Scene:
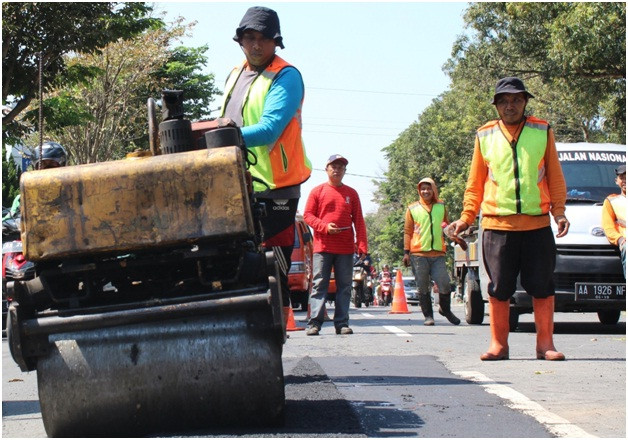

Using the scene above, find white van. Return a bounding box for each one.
[453,143,626,330]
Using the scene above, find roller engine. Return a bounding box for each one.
[6,91,286,437]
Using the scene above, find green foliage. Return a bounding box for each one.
[40,20,219,164]
[2,2,161,135]
[2,152,21,207]
[370,2,625,269]
[153,45,220,121]
[445,2,625,142]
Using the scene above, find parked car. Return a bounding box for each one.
[288,215,313,311]
[403,276,419,305]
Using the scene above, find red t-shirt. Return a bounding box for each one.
[303,182,368,255]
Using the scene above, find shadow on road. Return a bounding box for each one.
[515,320,626,335]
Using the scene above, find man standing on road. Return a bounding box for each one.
[402,178,460,326]
[219,6,311,320]
[449,77,569,361]
[602,164,626,278]
[303,154,368,336]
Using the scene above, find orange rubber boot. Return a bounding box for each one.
[480,297,510,361]
[533,296,565,361]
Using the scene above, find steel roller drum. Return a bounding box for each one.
[36,307,285,437]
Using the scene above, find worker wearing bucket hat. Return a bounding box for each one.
[219,7,312,317]
[449,76,569,361]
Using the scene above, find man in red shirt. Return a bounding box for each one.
[303,154,368,335]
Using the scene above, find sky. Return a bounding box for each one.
[156,1,469,214]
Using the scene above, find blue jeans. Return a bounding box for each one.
[308,252,354,329]
[409,255,451,295]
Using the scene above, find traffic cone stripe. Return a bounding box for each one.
[389,269,411,314]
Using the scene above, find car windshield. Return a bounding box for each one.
[559,150,625,202]
[403,279,416,288]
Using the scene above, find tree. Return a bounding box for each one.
[2,152,20,208]
[445,2,625,142]
[152,45,219,121]
[40,20,219,164]
[2,2,161,130]
[370,2,626,266]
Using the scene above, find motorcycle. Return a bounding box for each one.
[379,271,393,306]
[351,260,369,308]
[2,210,35,333]
[364,273,375,306]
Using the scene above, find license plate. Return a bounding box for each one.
[575,283,626,301]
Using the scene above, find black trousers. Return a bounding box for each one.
[258,198,299,306]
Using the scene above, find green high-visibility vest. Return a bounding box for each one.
[477,117,550,216]
[409,202,446,252]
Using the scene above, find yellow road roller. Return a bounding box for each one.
[6,92,286,437]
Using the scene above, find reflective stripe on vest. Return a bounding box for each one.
[608,194,626,229]
[221,56,311,192]
[478,117,550,216]
[409,202,446,253]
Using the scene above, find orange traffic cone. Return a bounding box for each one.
[284,306,304,331]
[389,270,411,314]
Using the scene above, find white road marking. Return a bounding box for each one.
[361,313,375,318]
[454,371,596,438]
[383,325,412,337]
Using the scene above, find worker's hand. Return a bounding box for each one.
[554,215,570,238]
[327,223,343,235]
[402,254,410,267]
[216,117,236,128]
[447,220,469,237]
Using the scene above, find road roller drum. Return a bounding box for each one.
[37,304,284,437]
[7,101,289,437]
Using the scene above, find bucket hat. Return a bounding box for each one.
[616,164,626,175]
[234,6,284,49]
[492,77,534,104]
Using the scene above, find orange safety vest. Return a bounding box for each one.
[221,56,311,192]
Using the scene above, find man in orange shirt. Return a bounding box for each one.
[601,164,626,278]
[449,77,570,361]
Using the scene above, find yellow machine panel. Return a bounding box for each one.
[21,147,254,261]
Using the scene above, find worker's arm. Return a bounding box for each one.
[602,198,623,246]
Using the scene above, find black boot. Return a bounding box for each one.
[438,293,461,325]
[419,293,434,326]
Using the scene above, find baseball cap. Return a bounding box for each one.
[615,164,626,175]
[326,154,348,166]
